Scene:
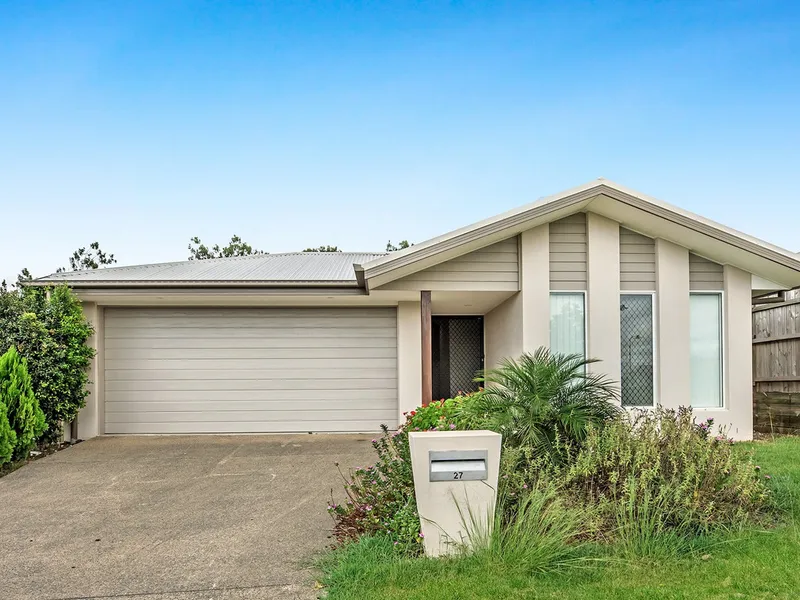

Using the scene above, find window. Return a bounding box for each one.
[550,293,586,358]
[619,294,655,407]
[690,293,723,408]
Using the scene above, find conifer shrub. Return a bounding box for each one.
[0,346,47,459]
[0,399,15,466]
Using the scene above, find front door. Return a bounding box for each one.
[431,316,484,401]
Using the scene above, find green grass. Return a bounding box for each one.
[320,437,800,600]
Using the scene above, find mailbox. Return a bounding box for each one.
[409,431,502,557]
[429,450,488,482]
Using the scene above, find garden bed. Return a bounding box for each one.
[322,436,800,599]
[321,351,794,599]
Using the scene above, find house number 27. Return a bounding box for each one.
[453,471,464,480]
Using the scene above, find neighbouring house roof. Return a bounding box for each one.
[30,179,800,291]
[30,252,387,287]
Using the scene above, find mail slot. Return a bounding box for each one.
[429,449,488,482]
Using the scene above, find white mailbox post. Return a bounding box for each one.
[408,430,502,557]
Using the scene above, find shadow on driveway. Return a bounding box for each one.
[0,434,376,600]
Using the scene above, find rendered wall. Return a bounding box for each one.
[77,302,104,439]
[586,213,622,386]
[397,301,422,423]
[484,293,524,369]
[655,239,691,410]
[520,225,551,352]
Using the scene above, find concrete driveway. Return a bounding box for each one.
[0,434,376,600]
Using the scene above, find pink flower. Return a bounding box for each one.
[522,484,528,489]
[419,532,425,538]
[449,423,456,430]
[765,475,772,480]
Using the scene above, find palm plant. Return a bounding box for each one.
[465,348,621,457]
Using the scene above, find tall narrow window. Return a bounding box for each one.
[550,293,585,358]
[619,294,655,407]
[690,293,723,408]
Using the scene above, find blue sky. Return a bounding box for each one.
[1,0,798,282]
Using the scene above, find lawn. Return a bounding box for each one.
[321,437,800,600]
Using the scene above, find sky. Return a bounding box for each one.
[1,0,799,282]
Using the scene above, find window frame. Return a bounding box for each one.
[618,291,658,409]
[549,290,588,360]
[689,290,726,410]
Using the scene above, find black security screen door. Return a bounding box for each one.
[431,316,484,401]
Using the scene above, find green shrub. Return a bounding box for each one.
[403,398,462,431]
[560,406,770,540]
[329,425,421,554]
[329,394,485,554]
[404,393,485,432]
[0,346,46,459]
[328,355,772,564]
[467,348,621,458]
[0,399,15,466]
[0,285,94,442]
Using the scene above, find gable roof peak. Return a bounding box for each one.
[360,179,800,290]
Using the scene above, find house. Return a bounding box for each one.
[31,179,800,440]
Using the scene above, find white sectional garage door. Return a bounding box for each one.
[104,307,398,434]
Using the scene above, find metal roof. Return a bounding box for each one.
[32,252,387,287]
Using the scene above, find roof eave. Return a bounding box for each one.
[25,280,363,289]
[362,183,600,284]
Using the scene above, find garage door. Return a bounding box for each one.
[104,307,398,434]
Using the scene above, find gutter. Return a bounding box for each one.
[62,286,369,300]
[353,264,369,293]
[24,280,366,290]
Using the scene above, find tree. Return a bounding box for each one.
[303,245,341,252]
[17,268,32,285]
[0,398,14,466]
[0,346,46,459]
[1,268,33,292]
[386,240,412,252]
[0,285,95,443]
[6,243,116,288]
[56,242,117,273]
[188,235,264,260]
